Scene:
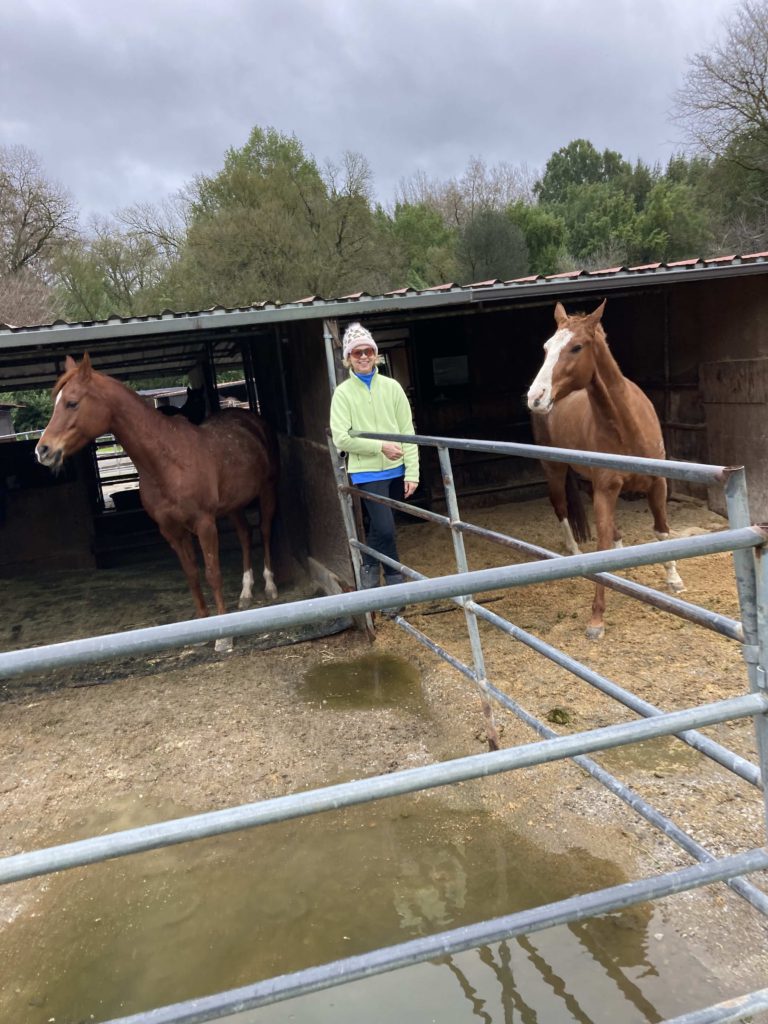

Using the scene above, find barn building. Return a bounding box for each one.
[1,251,767,585]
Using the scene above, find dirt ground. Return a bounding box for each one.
[1,493,767,1011]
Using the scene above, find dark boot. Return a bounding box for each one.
[359,564,381,590]
[383,571,406,616]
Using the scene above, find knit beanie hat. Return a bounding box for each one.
[342,322,378,360]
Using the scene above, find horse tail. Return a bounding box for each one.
[565,470,590,544]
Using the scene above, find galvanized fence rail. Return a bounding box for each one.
[1,432,767,1023]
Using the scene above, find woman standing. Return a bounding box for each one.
[330,322,419,595]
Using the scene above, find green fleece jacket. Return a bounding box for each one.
[330,368,419,482]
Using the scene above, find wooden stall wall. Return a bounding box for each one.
[670,276,768,517]
[0,443,95,575]
[249,322,354,592]
[700,357,768,519]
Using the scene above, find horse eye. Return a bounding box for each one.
[65,400,79,409]
[570,344,583,353]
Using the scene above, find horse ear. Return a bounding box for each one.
[79,352,93,380]
[554,302,568,326]
[587,299,607,325]
[64,355,77,372]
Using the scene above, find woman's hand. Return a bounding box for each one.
[382,442,403,460]
[404,481,418,499]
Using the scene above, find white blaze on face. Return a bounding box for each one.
[54,390,62,407]
[527,328,573,412]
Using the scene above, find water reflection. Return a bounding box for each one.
[0,792,725,1024]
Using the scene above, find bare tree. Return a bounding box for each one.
[673,0,768,174]
[0,268,62,327]
[715,207,768,252]
[116,191,192,264]
[395,156,537,227]
[0,145,77,275]
[323,150,375,202]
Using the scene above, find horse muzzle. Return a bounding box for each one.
[35,442,63,471]
[527,395,553,414]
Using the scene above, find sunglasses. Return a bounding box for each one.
[350,348,375,358]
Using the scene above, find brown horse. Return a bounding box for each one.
[526,300,684,639]
[36,355,279,642]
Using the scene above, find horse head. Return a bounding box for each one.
[527,299,607,414]
[35,354,111,472]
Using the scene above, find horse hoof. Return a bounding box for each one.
[265,584,278,602]
[585,624,604,640]
[670,581,686,594]
[214,636,234,654]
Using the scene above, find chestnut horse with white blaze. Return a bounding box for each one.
[526,300,684,639]
[36,355,278,642]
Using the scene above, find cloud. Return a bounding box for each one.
[0,0,738,221]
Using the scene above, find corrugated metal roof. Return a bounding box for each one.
[2,250,768,390]
[4,249,767,341]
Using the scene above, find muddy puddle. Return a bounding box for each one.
[1,789,725,1024]
[299,652,425,710]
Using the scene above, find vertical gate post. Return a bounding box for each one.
[437,444,500,750]
[324,318,374,635]
[724,468,768,833]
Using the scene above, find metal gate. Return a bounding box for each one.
[1,432,767,1024]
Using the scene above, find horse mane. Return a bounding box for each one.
[52,364,79,399]
[53,359,150,409]
[570,309,609,345]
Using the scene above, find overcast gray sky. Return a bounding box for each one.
[2,0,740,224]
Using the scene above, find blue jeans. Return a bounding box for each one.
[357,477,404,576]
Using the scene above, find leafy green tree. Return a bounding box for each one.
[664,154,712,189]
[507,201,567,275]
[633,180,713,262]
[555,182,639,265]
[456,209,529,282]
[173,126,399,308]
[534,140,632,205]
[0,389,52,433]
[387,203,458,288]
[55,219,168,321]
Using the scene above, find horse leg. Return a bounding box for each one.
[195,516,226,614]
[229,509,254,609]
[195,516,233,653]
[647,477,685,593]
[258,483,278,601]
[543,462,581,554]
[159,522,209,618]
[587,480,622,640]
